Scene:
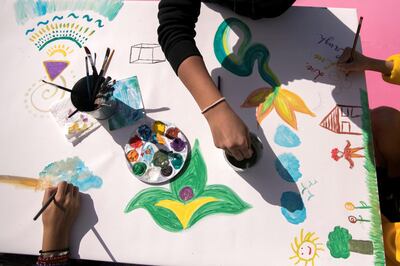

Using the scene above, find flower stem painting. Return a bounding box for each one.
[213,18,315,129]
[124,139,251,232]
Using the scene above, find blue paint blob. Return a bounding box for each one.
[39,157,103,191]
[275,153,302,182]
[274,124,301,148]
[280,191,306,224]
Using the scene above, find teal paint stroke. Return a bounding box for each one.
[213,17,280,88]
[280,191,306,224]
[108,76,145,131]
[14,0,124,25]
[274,124,301,148]
[39,157,102,191]
[38,36,83,50]
[275,153,302,183]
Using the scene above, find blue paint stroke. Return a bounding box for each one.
[36,19,48,26]
[52,15,63,21]
[82,14,93,22]
[280,191,306,224]
[14,0,124,25]
[95,19,104,28]
[274,124,301,148]
[275,153,302,183]
[39,157,102,191]
[25,28,35,35]
[67,12,79,19]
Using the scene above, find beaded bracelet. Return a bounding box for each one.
[201,97,226,114]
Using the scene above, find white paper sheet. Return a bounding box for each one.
[0,1,384,265]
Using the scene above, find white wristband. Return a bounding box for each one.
[201,97,226,114]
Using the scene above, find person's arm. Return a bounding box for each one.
[37,182,80,266]
[337,47,400,85]
[158,0,252,160]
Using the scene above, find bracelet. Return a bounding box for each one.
[201,97,226,114]
[40,248,69,254]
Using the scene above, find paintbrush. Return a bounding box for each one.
[85,56,92,101]
[33,191,56,221]
[41,80,73,93]
[103,49,115,77]
[67,109,79,119]
[348,16,363,63]
[92,48,111,99]
[84,46,98,76]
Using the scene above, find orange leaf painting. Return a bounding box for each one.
[244,86,315,130]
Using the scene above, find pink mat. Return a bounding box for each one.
[295,0,400,110]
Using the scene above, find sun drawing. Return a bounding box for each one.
[289,229,324,266]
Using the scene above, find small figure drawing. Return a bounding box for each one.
[331,140,364,169]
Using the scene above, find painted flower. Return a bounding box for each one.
[241,86,315,130]
[124,140,251,232]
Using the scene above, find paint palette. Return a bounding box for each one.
[124,120,189,184]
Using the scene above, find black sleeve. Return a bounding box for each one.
[157,0,202,74]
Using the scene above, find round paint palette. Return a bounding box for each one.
[124,119,189,184]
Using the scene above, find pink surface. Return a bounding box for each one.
[295,0,400,110]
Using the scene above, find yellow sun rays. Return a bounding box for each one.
[46,44,74,57]
[289,229,324,266]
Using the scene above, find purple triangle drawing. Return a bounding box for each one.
[43,60,69,81]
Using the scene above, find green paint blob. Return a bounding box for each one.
[132,162,147,176]
[153,151,169,167]
[170,153,184,169]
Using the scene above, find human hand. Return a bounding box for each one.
[41,181,80,251]
[337,47,370,74]
[204,101,253,161]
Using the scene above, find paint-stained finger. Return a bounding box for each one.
[55,181,68,202]
[43,186,57,205]
[72,185,79,197]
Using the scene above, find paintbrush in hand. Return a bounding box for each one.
[33,191,56,221]
[348,16,363,63]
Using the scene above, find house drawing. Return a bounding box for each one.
[320,105,362,135]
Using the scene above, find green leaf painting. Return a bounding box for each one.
[124,139,251,232]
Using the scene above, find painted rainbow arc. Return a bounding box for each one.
[28,22,95,50]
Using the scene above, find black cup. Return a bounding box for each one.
[71,75,116,120]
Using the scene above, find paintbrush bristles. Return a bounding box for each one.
[84,46,98,76]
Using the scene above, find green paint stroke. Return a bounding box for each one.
[327,226,373,259]
[124,139,251,232]
[14,0,124,25]
[360,89,385,265]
